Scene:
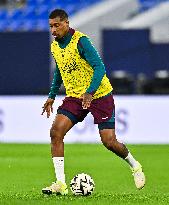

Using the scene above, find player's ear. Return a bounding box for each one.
[66,20,69,25]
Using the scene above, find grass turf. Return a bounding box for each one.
[0,143,169,205]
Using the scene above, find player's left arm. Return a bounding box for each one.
[78,36,106,108]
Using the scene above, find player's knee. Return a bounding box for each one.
[102,139,113,150]
[50,127,63,143]
[101,135,117,151]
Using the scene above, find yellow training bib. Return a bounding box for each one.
[51,31,112,99]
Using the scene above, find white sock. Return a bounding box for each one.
[125,152,138,169]
[52,157,65,183]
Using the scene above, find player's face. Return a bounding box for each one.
[49,17,69,39]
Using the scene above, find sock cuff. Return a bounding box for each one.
[52,157,64,163]
[125,152,131,160]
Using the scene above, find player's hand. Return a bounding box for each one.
[41,98,54,118]
[80,93,92,109]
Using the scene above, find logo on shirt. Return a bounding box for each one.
[63,60,79,74]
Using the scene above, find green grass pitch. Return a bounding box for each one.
[0,143,169,205]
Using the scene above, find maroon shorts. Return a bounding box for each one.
[57,94,115,126]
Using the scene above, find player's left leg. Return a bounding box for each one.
[99,128,145,189]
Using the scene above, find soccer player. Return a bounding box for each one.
[41,9,145,195]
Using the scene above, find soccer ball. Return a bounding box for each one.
[70,173,95,196]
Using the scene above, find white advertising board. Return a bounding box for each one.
[0,96,169,144]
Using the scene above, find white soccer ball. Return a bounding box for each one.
[70,173,95,196]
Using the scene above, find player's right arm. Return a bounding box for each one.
[41,64,63,118]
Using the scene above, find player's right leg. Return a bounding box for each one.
[42,113,74,195]
[42,97,88,195]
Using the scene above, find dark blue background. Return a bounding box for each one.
[103,29,169,78]
[0,32,50,95]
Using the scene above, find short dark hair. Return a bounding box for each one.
[49,9,68,20]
